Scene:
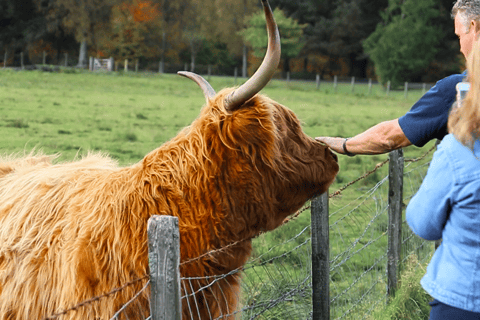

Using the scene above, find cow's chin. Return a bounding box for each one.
[274,158,338,225]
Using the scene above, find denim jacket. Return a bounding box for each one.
[406,134,480,312]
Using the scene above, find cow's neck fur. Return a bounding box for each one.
[138,90,289,270]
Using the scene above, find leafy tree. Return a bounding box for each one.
[424,0,463,81]
[39,0,119,67]
[273,0,335,26]
[209,0,259,76]
[307,0,388,78]
[240,7,306,74]
[104,0,163,60]
[1,0,48,62]
[176,0,258,74]
[363,0,441,87]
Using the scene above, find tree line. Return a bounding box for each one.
[0,0,463,86]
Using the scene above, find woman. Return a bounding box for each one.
[406,41,480,319]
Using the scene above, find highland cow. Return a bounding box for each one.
[0,0,339,319]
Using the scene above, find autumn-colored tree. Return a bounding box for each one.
[104,0,163,61]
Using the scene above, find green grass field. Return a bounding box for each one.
[0,68,435,318]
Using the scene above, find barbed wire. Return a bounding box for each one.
[42,146,435,320]
[109,280,151,320]
[41,275,150,320]
[404,144,436,163]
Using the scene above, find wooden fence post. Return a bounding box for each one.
[386,81,391,96]
[351,76,355,93]
[159,60,164,74]
[333,75,338,93]
[125,59,128,72]
[316,74,320,90]
[148,215,182,320]
[368,78,372,95]
[311,191,330,320]
[404,82,408,99]
[387,149,404,298]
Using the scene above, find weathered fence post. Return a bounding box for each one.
[368,78,372,95]
[20,52,24,70]
[125,59,128,72]
[159,60,164,74]
[387,149,404,298]
[316,74,320,90]
[386,81,391,96]
[287,71,290,83]
[404,82,408,99]
[333,75,338,93]
[311,191,330,320]
[351,76,355,93]
[148,215,182,320]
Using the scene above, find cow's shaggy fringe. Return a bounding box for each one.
[0,89,338,319]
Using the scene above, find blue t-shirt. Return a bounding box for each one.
[398,72,466,147]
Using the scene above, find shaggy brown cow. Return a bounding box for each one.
[0,1,338,319]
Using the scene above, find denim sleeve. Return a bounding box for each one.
[406,146,454,241]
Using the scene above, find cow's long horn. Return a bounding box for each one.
[178,71,216,101]
[225,0,280,111]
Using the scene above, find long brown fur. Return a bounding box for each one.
[0,89,339,319]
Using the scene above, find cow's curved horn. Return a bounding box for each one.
[225,0,280,111]
[178,71,216,101]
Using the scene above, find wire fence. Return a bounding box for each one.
[39,144,436,320]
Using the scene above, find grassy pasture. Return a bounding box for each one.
[0,69,435,318]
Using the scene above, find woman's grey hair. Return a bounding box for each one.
[452,0,480,31]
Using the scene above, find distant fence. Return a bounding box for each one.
[0,50,434,97]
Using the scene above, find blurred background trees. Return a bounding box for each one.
[0,0,463,84]
[363,0,442,87]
